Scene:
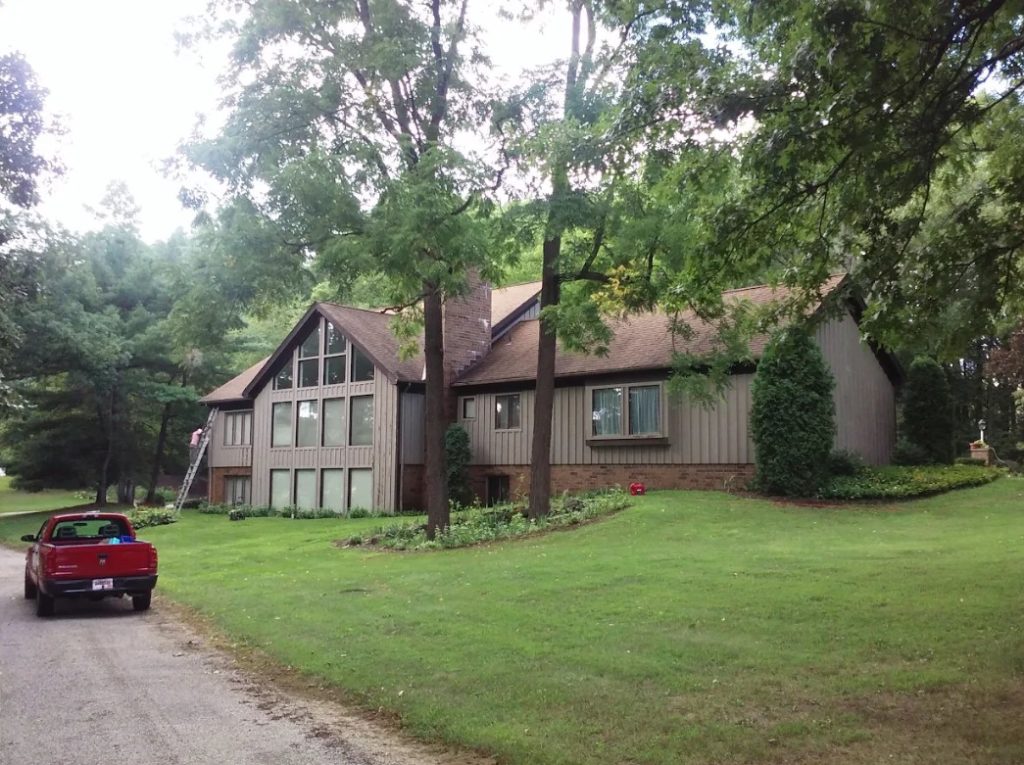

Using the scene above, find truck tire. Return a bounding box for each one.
[24,576,37,600]
[132,593,152,612]
[36,592,55,617]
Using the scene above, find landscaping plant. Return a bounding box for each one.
[901,357,955,464]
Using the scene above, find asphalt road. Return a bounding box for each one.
[0,546,483,765]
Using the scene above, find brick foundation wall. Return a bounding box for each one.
[208,467,252,504]
[467,463,756,502]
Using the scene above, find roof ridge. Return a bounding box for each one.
[318,301,395,317]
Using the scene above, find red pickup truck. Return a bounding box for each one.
[22,511,158,617]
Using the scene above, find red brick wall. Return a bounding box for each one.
[466,463,755,502]
[208,467,252,504]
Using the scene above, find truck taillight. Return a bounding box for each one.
[44,551,59,577]
[149,546,158,571]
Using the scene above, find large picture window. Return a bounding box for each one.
[270,469,290,508]
[351,346,375,382]
[296,400,318,447]
[223,411,252,446]
[298,326,320,388]
[271,402,292,447]
[590,383,663,438]
[321,469,344,513]
[273,363,293,390]
[294,469,316,510]
[322,398,346,447]
[494,394,521,430]
[350,396,374,446]
[348,468,372,510]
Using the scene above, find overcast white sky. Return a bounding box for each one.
[0,1,566,243]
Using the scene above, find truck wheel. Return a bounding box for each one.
[36,593,55,617]
[132,593,152,612]
[24,576,37,600]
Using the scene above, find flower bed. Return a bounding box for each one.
[819,464,1002,500]
[344,489,631,551]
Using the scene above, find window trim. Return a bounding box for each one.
[493,393,522,431]
[586,381,667,442]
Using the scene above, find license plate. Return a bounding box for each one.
[92,578,114,591]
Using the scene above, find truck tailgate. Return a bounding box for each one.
[47,543,155,580]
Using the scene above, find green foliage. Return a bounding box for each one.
[901,357,955,464]
[444,424,472,505]
[820,465,1001,501]
[750,327,836,496]
[826,449,865,477]
[891,439,932,467]
[347,489,630,551]
[126,508,178,529]
[199,503,383,520]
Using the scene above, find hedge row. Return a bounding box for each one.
[819,464,1002,500]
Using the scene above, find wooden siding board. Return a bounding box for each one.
[401,393,425,465]
[815,314,896,465]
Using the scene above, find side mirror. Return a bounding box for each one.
[20,534,36,542]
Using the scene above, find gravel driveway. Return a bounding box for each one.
[0,546,487,765]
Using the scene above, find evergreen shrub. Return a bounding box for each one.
[445,424,473,505]
[750,327,836,496]
[901,356,955,464]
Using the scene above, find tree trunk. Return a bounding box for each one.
[117,477,135,505]
[528,236,562,519]
[96,392,115,507]
[423,285,450,538]
[145,399,174,504]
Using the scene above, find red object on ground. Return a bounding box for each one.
[22,511,158,617]
[629,482,646,496]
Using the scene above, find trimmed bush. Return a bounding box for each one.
[820,464,1001,500]
[127,508,178,529]
[901,357,955,464]
[827,449,865,476]
[445,424,473,505]
[892,438,931,466]
[751,326,836,496]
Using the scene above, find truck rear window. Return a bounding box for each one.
[51,519,131,542]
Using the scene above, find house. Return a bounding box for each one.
[200,274,900,511]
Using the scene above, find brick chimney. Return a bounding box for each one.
[443,271,491,407]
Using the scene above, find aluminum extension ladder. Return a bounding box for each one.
[173,408,217,512]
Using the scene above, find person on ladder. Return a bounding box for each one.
[189,426,204,465]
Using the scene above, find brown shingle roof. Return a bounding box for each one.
[454,276,846,386]
[491,281,541,328]
[318,303,425,382]
[200,357,270,404]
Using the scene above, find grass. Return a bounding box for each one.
[0,475,93,514]
[2,481,1023,764]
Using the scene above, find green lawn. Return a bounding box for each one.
[0,476,92,514]
[3,481,1023,764]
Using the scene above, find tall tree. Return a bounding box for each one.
[184,0,505,535]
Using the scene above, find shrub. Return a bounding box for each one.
[892,438,931,466]
[954,457,988,467]
[819,464,1001,500]
[445,424,473,505]
[127,508,178,529]
[827,449,865,476]
[750,326,836,496]
[345,488,631,551]
[901,357,955,464]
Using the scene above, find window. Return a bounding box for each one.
[223,411,252,446]
[494,394,521,430]
[299,326,320,359]
[324,322,347,385]
[298,358,319,388]
[322,397,346,447]
[271,402,292,447]
[486,475,509,506]
[296,400,318,447]
[294,469,316,509]
[270,469,290,508]
[461,397,476,420]
[348,468,372,510]
[321,469,344,512]
[590,383,662,438]
[350,396,374,446]
[224,476,250,506]
[351,346,375,382]
[274,363,293,390]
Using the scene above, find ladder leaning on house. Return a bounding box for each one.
[173,408,218,512]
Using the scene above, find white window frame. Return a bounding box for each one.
[494,393,521,431]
